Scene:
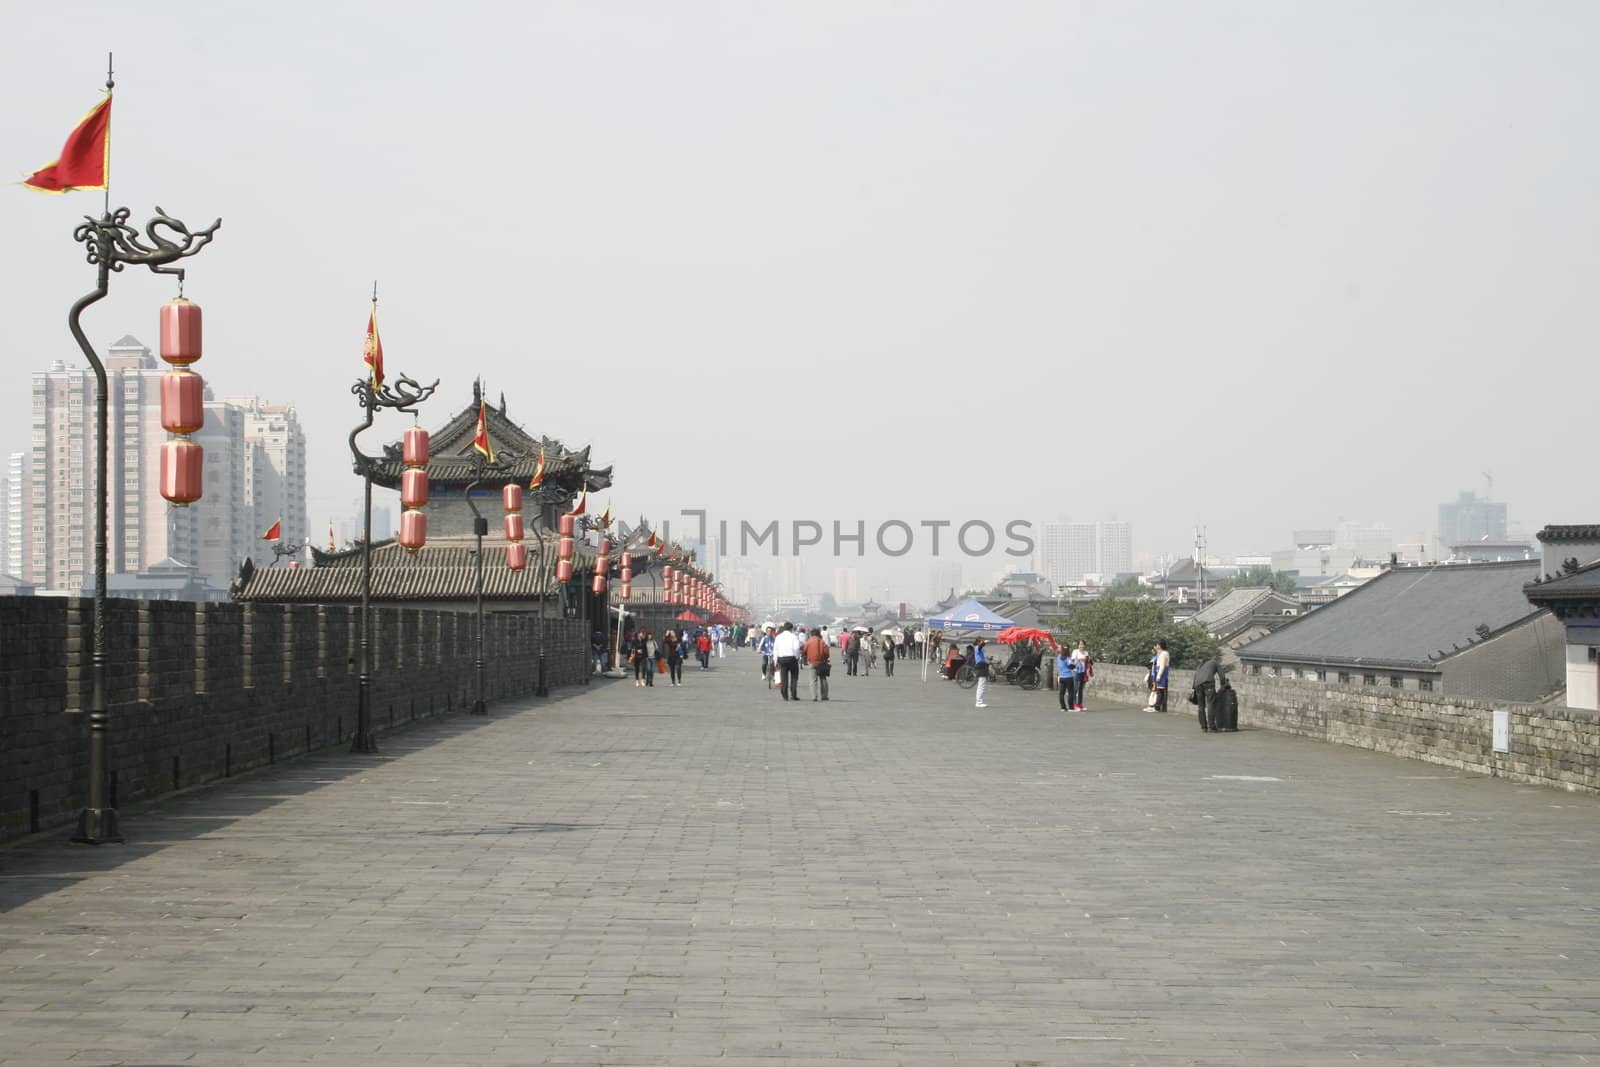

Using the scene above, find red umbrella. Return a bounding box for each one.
[996,626,1059,650]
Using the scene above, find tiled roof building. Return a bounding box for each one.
[1237,560,1564,703]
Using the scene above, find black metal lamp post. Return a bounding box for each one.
[68,205,220,846]
[347,373,437,753]
[462,458,507,716]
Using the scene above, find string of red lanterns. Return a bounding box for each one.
[503,483,527,570]
[398,426,430,553]
[158,299,204,506]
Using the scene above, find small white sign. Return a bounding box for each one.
[1492,709,1510,753]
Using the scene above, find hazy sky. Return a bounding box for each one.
[4,2,1595,598]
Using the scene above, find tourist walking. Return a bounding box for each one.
[972,638,991,707]
[804,627,831,701]
[696,630,712,669]
[881,632,896,677]
[664,630,684,686]
[845,631,861,676]
[773,621,803,701]
[632,629,655,687]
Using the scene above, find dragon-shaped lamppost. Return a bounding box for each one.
[269,541,305,567]
[348,373,437,753]
[69,206,220,846]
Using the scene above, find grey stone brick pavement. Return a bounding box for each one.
[3,654,1599,1065]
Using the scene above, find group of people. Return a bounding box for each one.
[618,625,727,688]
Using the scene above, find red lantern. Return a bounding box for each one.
[502,484,522,513]
[399,509,427,553]
[506,542,528,570]
[598,537,612,558]
[159,298,203,366]
[591,572,607,595]
[401,468,429,509]
[503,513,524,542]
[556,559,574,583]
[620,579,632,600]
[159,439,203,505]
[402,427,430,466]
[160,370,204,434]
[557,515,575,537]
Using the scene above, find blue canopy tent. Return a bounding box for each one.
[922,598,1013,680]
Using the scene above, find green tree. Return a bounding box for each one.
[1212,567,1298,597]
[1057,599,1221,669]
[1102,574,1147,598]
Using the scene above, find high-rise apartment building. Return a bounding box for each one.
[229,397,308,567]
[4,453,26,578]
[27,337,305,593]
[1097,521,1133,577]
[833,566,859,605]
[1041,521,1099,584]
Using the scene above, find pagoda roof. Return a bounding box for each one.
[368,384,613,499]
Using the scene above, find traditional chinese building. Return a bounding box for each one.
[232,383,625,617]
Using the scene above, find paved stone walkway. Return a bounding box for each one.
[3,654,1599,1065]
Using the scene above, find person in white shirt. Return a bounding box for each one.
[772,622,804,701]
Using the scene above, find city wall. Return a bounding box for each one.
[1091,663,1600,794]
[1,597,591,842]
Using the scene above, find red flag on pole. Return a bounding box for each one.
[363,304,384,391]
[566,482,588,518]
[261,518,282,541]
[328,523,336,552]
[528,447,545,489]
[473,398,494,463]
[23,93,111,194]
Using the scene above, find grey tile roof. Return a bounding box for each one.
[235,534,601,603]
[1537,524,1600,543]
[1191,588,1298,633]
[1237,560,1544,670]
[1524,559,1600,603]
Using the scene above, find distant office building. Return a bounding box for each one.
[833,567,859,605]
[27,337,306,593]
[337,500,394,548]
[1438,491,1507,555]
[928,561,963,604]
[5,453,27,578]
[1098,521,1132,577]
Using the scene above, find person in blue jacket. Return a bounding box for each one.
[1055,647,1077,711]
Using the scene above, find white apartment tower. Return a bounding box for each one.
[229,397,308,567]
[9,453,33,579]
[1098,521,1133,577]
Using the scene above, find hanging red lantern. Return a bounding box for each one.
[502,484,522,513]
[507,542,528,570]
[399,509,427,553]
[401,468,428,509]
[398,426,429,552]
[503,513,524,542]
[598,537,612,558]
[159,439,203,505]
[160,370,204,434]
[620,579,632,600]
[402,426,430,466]
[159,298,203,366]
[556,559,574,583]
[591,572,607,595]
[157,299,207,506]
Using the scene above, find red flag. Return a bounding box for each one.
[23,93,111,194]
[598,502,612,528]
[328,523,336,552]
[527,447,545,489]
[473,398,494,463]
[260,518,282,541]
[646,531,658,549]
[566,482,587,517]
[363,305,384,391]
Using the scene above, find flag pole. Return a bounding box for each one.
[103,53,113,216]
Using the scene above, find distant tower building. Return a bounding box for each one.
[229,397,308,568]
[1437,491,1507,556]
[928,560,963,603]
[1097,521,1133,577]
[5,452,27,578]
[833,566,859,605]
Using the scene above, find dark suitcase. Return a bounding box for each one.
[1218,687,1239,731]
